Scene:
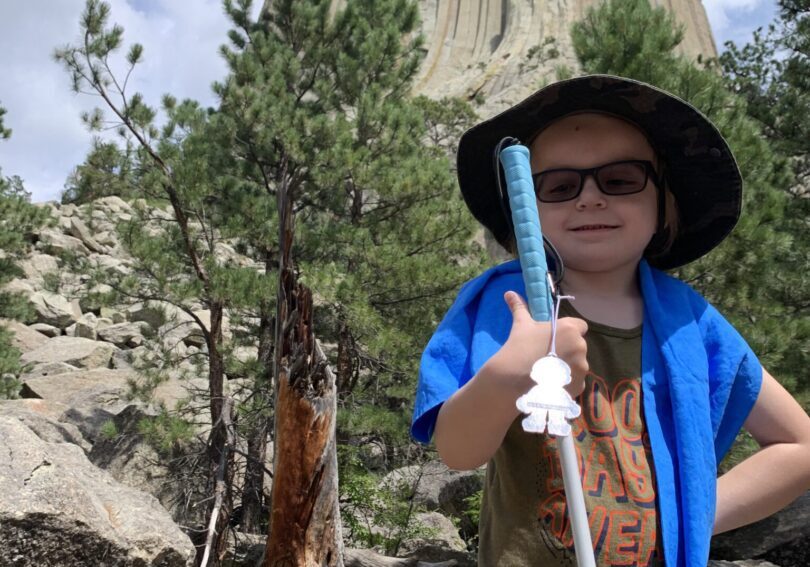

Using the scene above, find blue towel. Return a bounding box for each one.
[412,258,762,566]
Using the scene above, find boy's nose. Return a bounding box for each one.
[575,175,606,210]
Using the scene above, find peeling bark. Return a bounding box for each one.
[264,159,343,566]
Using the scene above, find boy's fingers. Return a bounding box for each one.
[559,316,588,336]
[504,291,530,322]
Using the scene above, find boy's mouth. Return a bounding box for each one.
[570,224,619,231]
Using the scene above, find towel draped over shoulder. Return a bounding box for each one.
[412,259,762,567]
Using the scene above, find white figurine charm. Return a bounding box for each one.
[516,355,581,436]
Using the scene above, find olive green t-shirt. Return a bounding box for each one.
[478,301,664,566]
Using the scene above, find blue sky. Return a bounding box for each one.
[0,0,780,203]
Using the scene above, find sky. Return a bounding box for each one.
[0,0,780,204]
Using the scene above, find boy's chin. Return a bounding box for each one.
[561,252,646,275]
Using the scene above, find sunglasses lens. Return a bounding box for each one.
[597,162,648,195]
[535,171,581,202]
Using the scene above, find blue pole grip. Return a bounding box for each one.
[499,145,553,322]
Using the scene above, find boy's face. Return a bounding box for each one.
[529,113,659,275]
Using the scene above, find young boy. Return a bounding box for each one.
[411,75,810,566]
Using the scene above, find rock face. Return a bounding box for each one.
[0,415,195,566]
[409,0,716,116]
[711,492,810,559]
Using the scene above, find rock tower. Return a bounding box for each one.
[409,0,717,114]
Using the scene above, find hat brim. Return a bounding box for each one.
[457,74,742,270]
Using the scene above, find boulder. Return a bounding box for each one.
[70,312,99,340]
[94,195,132,214]
[91,253,131,276]
[19,253,59,281]
[59,203,79,217]
[21,361,77,379]
[29,322,61,337]
[128,301,192,330]
[382,461,484,520]
[80,283,115,314]
[97,321,150,348]
[36,228,90,255]
[28,291,82,328]
[21,336,117,369]
[19,368,134,443]
[89,404,209,528]
[343,549,464,566]
[0,398,90,452]
[398,512,469,564]
[69,216,106,253]
[711,491,810,559]
[3,277,36,296]
[0,415,195,566]
[0,319,49,352]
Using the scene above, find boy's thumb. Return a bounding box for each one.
[504,291,531,321]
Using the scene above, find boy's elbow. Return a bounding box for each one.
[435,434,487,471]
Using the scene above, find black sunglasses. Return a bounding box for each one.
[531,160,660,203]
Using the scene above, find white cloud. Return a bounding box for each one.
[703,0,779,48]
[0,0,243,203]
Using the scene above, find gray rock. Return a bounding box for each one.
[36,228,90,255]
[0,319,49,352]
[0,415,195,566]
[70,312,99,340]
[20,368,135,443]
[3,277,36,296]
[129,301,191,330]
[0,398,90,452]
[59,203,79,217]
[98,321,150,348]
[398,512,468,563]
[343,548,464,566]
[80,283,115,314]
[28,291,82,328]
[382,461,484,521]
[69,216,106,253]
[29,322,61,337]
[89,404,209,527]
[19,253,59,281]
[21,336,117,369]
[711,491,810,559]
[92,253,132,275]
[94,196,132,214]
[21,361,77,379]
[101,307,128,323]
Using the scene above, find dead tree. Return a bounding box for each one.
[263,160,343,566]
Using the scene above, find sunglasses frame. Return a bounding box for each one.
[531,159,661,203]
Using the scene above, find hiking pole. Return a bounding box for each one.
[498,140,596,567]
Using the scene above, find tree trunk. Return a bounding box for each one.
[336,319,357,398]
[196,303,234,566]
[264,165,343,566]
[241,306,274,534]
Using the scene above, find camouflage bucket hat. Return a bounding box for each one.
[456,74,743,270]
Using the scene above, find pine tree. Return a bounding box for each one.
[720,0,810,402]
[570,0,806,407]
[214,0,484,559]
[62,138,141,204]
[0,104,51,398]
[53,3,261,561]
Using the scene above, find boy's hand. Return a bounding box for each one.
[490,291,589,397]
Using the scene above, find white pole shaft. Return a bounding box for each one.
[557,433,595,567]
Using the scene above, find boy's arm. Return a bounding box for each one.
[434,291,588,471]
[714,368,810,534]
